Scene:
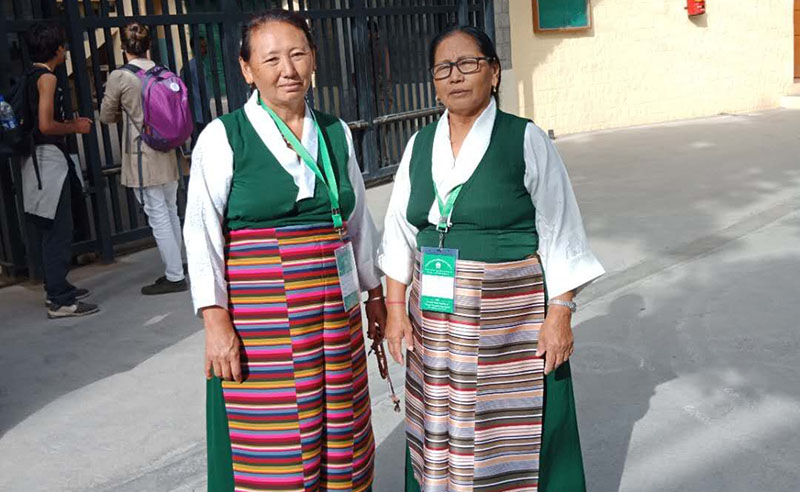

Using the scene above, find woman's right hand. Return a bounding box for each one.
[202,306,242,383]
[385,304,414,365]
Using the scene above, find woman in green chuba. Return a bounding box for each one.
[184,10,386,491]
[378,26,605,492]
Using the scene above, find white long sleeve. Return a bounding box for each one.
[523,124,605,298]
[377,99,604,296]
[377,133,419,285]
[341,122,383,291]
[183,119,233,315]
[184,104,384,316]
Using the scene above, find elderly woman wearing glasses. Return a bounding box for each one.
[379,26,605,492]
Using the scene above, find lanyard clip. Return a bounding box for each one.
[332,207,344,232]
[437,217,449,249]
[436,217,450,233]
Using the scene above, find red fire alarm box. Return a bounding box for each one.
[687,0,706,16]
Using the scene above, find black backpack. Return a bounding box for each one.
[0,66,49,188]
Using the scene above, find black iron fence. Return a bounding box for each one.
[0,0,494,277]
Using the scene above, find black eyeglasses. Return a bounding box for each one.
[429,56,495,80]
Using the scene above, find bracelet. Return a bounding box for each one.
[365,295,385,303]
[386,300,406,305]
[548,299,577,313]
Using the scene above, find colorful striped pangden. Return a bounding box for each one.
[222,223,374,492]
[406,255,546,492]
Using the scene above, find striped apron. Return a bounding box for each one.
[405,254,548,492]
[207,223,375,492]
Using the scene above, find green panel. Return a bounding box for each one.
[206,377,234,491]
[157,38,168,65]
[206,25,227,94]
[182,0,227,94]
[537,0,590,30]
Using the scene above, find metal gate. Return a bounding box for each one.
[0,0,494,275]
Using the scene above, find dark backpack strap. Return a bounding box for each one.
[30,139,42,190]
[122,107,145,209]
[23,66,51,131]
[121,63,141,75]
[26,65,50,78]
[25,66,51,190]
[144,64,167,76]
[138,136,145,208]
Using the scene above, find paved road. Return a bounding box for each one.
[1,109,799,492]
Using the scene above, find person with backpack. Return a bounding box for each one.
[100,22,190,295]
[19,22,99,319]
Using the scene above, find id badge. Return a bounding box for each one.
[419,247,458,313]
[335,242,360,312]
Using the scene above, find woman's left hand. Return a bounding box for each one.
[536,305,574,376]
[364,287,388,341]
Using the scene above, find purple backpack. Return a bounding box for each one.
[122,64,193,151]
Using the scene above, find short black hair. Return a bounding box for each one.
[428,26,501,99]
[25,21,67,63]
[240,9,316,62]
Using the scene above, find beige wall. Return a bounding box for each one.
[506,0,794,135]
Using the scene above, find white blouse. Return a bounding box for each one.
[184,92,383,315]
[378,98,604,299]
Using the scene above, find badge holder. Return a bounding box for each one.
[334,235,360,313]
[419,211,459,313]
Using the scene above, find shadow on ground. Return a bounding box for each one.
[374,421,407,491]
[572,220,800,492]
[0,249,200,438]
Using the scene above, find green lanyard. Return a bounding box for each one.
[259,98,343,230]
[433,182,463,248]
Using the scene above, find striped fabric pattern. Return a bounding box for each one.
[223,223,375,492]
[406,255,546,492]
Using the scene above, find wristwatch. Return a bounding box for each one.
[548,299,577,313]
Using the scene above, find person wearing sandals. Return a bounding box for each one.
[379,26,605,492]
[183,10,386,491]
[99,22,186,295]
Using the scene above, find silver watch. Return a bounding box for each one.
[548,299,577,313]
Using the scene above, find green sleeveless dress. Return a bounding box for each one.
[403,110,587,492]
[205,108,375,492]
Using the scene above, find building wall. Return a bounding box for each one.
[494,0,522,121]
[505,0,794,135]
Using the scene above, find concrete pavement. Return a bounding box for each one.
[1,108,799,491]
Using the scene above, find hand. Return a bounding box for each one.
[535,305,574,376]
[364,291,387,342]
[72,117,93,134]
[202,306,242,383]
[385,303,413,364]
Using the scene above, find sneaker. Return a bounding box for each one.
[141,277,188,295]
[45,288,90,308]
[48,301,100,319]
